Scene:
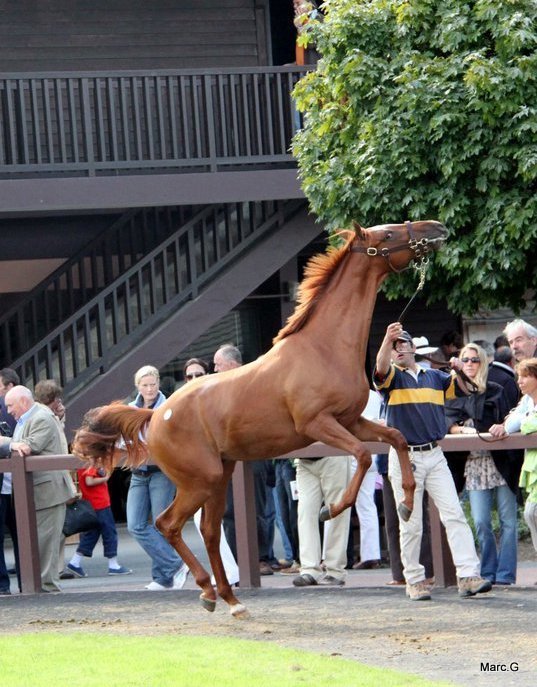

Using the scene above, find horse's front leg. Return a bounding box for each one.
[300,414,414,522]
[200,460,249,619]
[155,491,217,609]
[336,417,414,522]
[297,412,371,522]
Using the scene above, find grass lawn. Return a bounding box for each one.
[0,633,455,687]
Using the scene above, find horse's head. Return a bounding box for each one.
[351,220,447,273]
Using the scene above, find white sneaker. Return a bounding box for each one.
[145,581,172,591]
[173,565,189,589]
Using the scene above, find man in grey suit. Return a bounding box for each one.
[5,385,73,592]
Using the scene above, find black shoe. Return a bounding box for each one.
[259,561,274,576]
[292,573,317,587]
[59,570,75,580]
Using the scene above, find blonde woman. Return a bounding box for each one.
[126,365,187,591]
[446,343,518,585]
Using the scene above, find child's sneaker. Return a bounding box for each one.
[66,562,87,578]
[108,566,132,576]
[457,576,492,598]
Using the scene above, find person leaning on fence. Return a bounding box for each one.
[374,322,492,601]
[493,358,537,571]
[0,368,20,594]
[4,385,74,593]
[446,343,520,586]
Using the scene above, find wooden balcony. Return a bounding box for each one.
[0,66,309,213]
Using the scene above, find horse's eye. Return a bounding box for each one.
[385,231,393,240]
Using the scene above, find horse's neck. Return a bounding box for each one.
[308,255,386,365]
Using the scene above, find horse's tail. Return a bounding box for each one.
[72,402,153,470]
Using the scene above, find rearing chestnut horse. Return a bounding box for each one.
[73,220,447,617]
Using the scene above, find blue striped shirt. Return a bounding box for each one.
[374,363,456,445]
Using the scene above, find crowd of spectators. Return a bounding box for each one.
[1,318,537,595]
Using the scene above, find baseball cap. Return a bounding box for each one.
[394,330,413,344]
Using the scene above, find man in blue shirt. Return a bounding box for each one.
[374,322,492,601]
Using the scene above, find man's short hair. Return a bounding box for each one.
[216,344,242,365]
[0,368,20,386]
[494,346,514,365]
[493,334,509,350]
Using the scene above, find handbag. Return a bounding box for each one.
[62,498,99,537]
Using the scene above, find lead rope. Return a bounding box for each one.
[396,258,429,324]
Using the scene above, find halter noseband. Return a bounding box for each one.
[350,221,432,273]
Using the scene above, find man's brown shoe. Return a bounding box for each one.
[458,576,492,598]
[406,580,432,601]
[280,562,301,575]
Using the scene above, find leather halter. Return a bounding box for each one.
[350,221,432,273]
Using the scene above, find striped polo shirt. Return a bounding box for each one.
[374,363,457,445]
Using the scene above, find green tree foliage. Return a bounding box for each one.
[293,0,537,314]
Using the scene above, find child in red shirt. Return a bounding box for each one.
[66,467,131,578]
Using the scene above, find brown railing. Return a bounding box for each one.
[8,199,302,397]
[3,433,535,594]
[0,66,308,177]
[0,206,194,366]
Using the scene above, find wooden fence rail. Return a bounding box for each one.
[1,433,535,594]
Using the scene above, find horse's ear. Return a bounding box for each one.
[352,220,365,239]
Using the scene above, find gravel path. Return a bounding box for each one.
[1,584,535,686]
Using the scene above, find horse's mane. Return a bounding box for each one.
[273,228,357,344]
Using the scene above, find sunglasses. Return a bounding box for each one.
[186,372,206,380]
[460,357,480,364]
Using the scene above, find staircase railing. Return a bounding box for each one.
[0,205,194,365]
[11,199,303,396]
[0,66,308,177]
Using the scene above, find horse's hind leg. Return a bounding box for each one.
[155,486,218,611]
[200,460,249,618]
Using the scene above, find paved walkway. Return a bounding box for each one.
[3,521,536,594]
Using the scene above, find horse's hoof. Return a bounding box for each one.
[230,603,249,619]
[398,502,412,522]
[199,593,216,613]
[319,505,332,522]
